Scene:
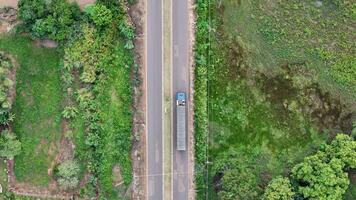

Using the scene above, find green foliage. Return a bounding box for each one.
[0,52,14,110]
[62,106,78,119]
[0,130,21,159]
[56,159,80,190]
[194,0,210,197]
[263,177,294,200]
[325,134,356,168]
[288,134,356,200]
[85,4,113,26]
[0,110,14,126]
[292,152,349,200]
[18,0,46,25]
[212,148,263,199]
[218,169,259,200]
[18,0,81,41]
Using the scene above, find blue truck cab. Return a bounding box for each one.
[176,92,186,151]
[176,92,186,106]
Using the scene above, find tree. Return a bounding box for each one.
[292,153,349,200]
[0,130,21,159]
[56,159,80,190]
[18,0,80,41]
[263,177,294,200]
[324,134,356,168]
[264,134,356,200]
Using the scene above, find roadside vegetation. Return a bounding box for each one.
[194,0,356,199]
[0,0,136,199]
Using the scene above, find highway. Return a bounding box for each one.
[172,0,190,199]
[146,0,163,199]
[146,0,190,199]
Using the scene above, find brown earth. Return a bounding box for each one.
[0,0,17,8]
[129,0,146,199]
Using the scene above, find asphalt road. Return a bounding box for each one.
[173,0,189,199]
[146,0,163,199]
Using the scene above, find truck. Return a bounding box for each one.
[176,92,186,151]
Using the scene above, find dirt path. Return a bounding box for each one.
[187,0,196,199]
[129,0,146,199]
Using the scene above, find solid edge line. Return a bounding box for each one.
[170,0,174,199]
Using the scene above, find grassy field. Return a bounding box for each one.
[0,35,62,186]
[198,0,356,199]
[221,0,355,102]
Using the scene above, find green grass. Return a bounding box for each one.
[221,0,356,101]
[0,34,62,186]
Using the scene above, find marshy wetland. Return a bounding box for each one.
[203,0,356,199]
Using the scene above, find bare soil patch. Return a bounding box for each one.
[69,0,96,9]
[0,0,17,8]
[34,39,58,48]
[0,7,18,33]
[6,54,18,106]
[187,0,196,199]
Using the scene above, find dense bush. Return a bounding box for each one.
[0,52,15,126]
[62,106,78,119]
[0,130,21,159]
[56,159,80,190]
[85,4,113,27]
[262,177,294,200]
[18,0,81,41]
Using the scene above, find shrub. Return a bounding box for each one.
[263,177,294,200]
[62,106,78,119]
[56,159,80,190]
[85,4,113,26]
[0,130,21,159]
[0,110,14,126]
[18,0,47,25]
